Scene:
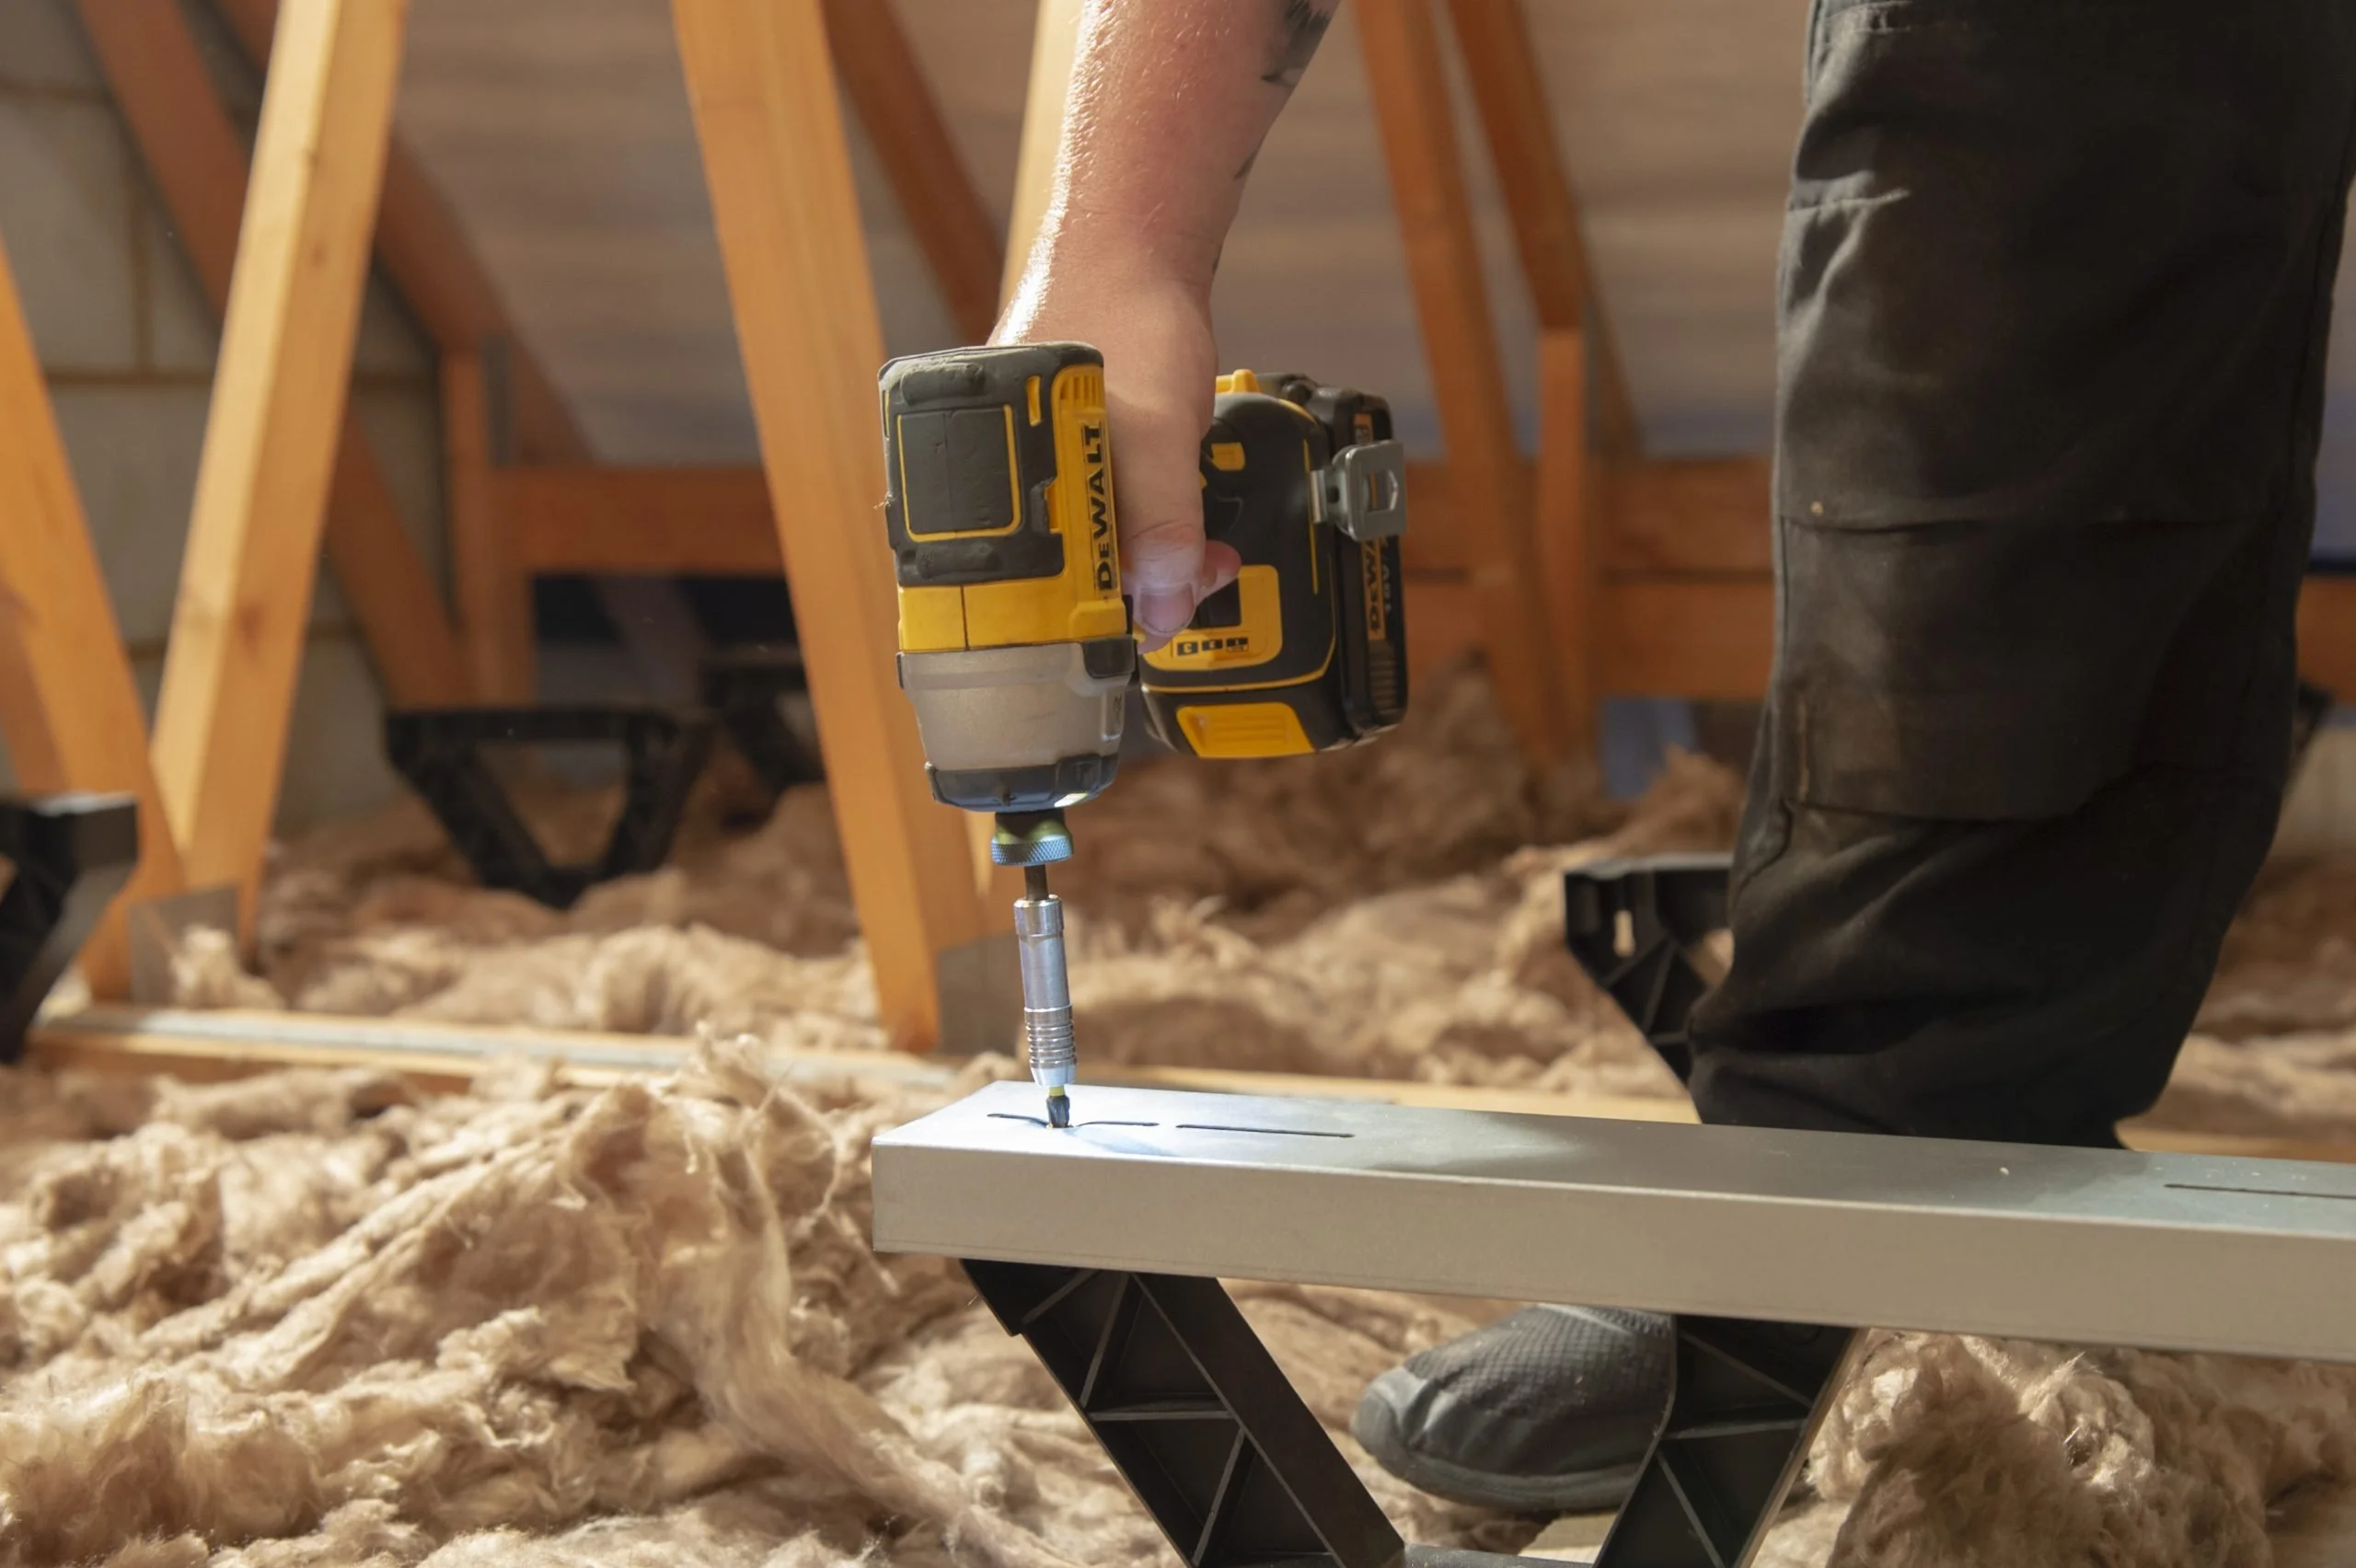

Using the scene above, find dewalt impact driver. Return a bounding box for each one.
[878,341,1410,1124]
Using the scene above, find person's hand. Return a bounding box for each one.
[996,270,1242,649]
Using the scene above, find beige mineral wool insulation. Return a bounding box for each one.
[15,663,2356,1565]
[6,1043,2356,1568]
[170,663,2356,1134]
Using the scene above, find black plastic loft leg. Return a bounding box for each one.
[384,706,714,909]
[1562,859,1858,1563]
[699,646,823,800]
[966,1260,1406,1568]
[1594,1319,1859,1568]
[0,793,140,1062]
[1561,853,1732,1082]
[969,1261,1596,1567]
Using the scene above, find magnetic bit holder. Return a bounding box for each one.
[961,1257,1854,1568]
[1562,852,1734,1083]
[384,705,715,910]
[0,792,141,1064]
[990,808,1075,867]
[698,646,824,802]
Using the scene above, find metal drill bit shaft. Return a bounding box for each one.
[1013,861,1076,1124]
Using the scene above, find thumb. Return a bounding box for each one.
[1126,511,1230,644]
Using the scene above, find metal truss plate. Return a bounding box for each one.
[874,1082,2356,1364]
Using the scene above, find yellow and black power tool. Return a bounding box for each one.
[877,340,1409,1123]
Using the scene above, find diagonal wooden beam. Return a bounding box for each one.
[1002,0,1086,304]
[821,0,1003,343]
[1358,0,1568,762]
[212,0,589,702]
[208,0,591,466]
[75,0,469,710]
[1446,0,1641,457]
[672,0,1005,1054]
[0,236,187,997]
[149,0,409,912]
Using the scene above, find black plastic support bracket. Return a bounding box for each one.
[1594,1318,1859,1567]
[1562,853,1733,1082]
[384,706,714,909]
[965,1258,1846,1568]
[0,792,140,1062]
[964,1260,1409,1568]
[699,646,824,801]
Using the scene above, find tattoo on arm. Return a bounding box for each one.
[1261,0,1335,89]
[1238,0,1335,176]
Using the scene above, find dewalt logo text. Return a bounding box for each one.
[1082,421,1116,592]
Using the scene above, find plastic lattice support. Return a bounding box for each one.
[965,1258,1836,1568]
[699,646,823,801]
[1562,853,1733,1082]
[384,706,714,910]
[966,1261,1588,1568]
[966,1261,1405,1568]
[0,793,140,1062]
[1594,1319,1859,1568]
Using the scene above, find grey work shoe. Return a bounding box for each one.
[1351,1306,1671,1514]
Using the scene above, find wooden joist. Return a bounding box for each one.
[822,0,1003,343]
[496,465,780,576]
[75,0,471,710]
[2300,576,2356,698]
[1359,0,1567,763]
[149,0,410,915]
[1605,457,1775,575]
[672,0,1001,1052]
[0,239,188,996]
[29,1004,2356,1170]
[1595,578,1774,698]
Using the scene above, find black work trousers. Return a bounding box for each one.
[1685,0,2356,1147]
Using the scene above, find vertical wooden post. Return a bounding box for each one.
[148,0,409,913]
[1534,330,1599,757]
[1357,0,1567,762]
[672,0,1004,1053]
[0,239,187,996]
[75,0,470,710]
[443,348,535,701]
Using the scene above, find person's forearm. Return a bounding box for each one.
[1009,0,1339,308]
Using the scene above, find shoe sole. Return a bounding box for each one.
[1352,1401,1646,1516]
